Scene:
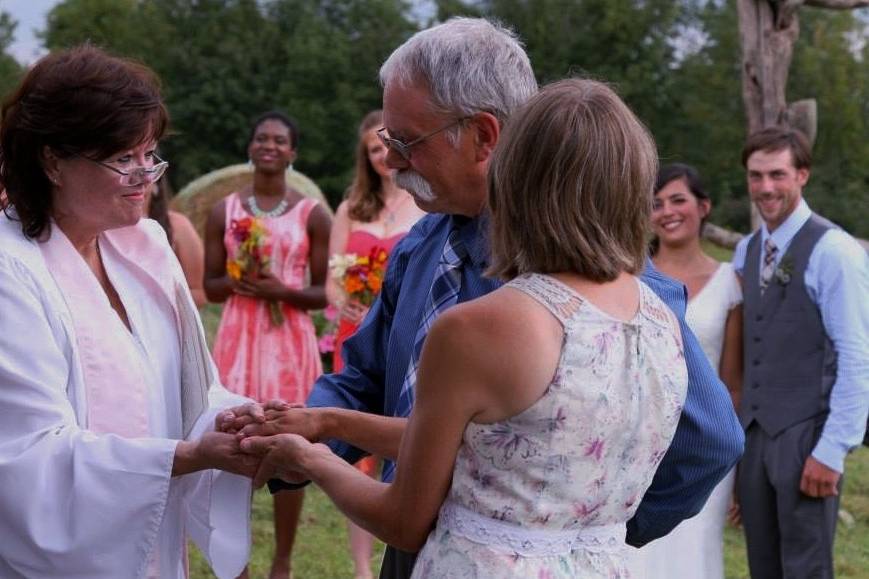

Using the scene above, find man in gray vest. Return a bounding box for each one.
[733,127,869,579]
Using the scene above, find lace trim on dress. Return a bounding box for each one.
[507,274,585,327]
[437,500,626,557]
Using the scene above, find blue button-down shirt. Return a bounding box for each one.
[733,200,869,472]
[304,212,743,546]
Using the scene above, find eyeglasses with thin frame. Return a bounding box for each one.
[376,117,469,161]
[81,153,169,186]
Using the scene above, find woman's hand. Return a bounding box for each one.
[173,432,260,478]
[727,488,741,527]
[339,299,369,325]
[233,271,288,301]
[240,433,331,488]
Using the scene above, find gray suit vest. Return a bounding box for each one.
[740,214,837,436]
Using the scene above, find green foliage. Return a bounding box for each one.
[34,0,869,237]
[185,450,869,578]
[789,9,869,237]
[41,0,417,207]
[0,12,24,103]
[657,0,750,232]
[433,0,868,238]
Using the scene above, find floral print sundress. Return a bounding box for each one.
[412,273,689,579]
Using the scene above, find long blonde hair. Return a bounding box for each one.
[346,110,385,222]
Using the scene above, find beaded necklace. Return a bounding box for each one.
[247,195,289,218]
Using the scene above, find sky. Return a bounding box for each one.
[4,0,58,64]
[3,0,439,65]
[4,0,867,66]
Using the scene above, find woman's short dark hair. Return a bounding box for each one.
[655,163,709,203]
[0,44,169,238]
[248,110,299,150]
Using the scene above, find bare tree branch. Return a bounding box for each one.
[804,0,869,9]
[703,222,869,252]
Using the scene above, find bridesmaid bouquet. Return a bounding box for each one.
[226,216,284,326]
[329,246,389,307]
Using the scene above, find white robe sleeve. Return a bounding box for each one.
[0,253,178,579]
[181,389,252,578]
[162,240,253,579]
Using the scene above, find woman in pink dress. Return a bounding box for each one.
[326,110,425,579]
[145,180,207,307]
[204,111,332,579]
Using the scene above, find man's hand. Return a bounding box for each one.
[800,456,841,498]
[241,434,331,488]
[216,400,292,434]
[238,404,324,442]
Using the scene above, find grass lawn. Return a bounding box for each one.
[194,247,868,578]
[189,451,869,578]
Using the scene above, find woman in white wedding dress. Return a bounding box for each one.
[627,163,743,579]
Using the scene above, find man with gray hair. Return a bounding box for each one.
[223,17,743,578]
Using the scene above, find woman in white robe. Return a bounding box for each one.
[0,45,253,578]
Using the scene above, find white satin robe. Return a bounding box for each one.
[0,213,251,578]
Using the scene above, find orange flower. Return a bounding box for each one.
[368,272,383,293]
[344,275,365,295]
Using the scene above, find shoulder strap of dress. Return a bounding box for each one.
[291,196,319,228]
[506,273,583,328]
[223,192,241,229]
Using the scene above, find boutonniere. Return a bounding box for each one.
[774,257,794,286]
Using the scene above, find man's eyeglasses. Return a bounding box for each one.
[376,117,469,161]
[82,154,169,186]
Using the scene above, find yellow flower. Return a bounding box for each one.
[226,260,243,280]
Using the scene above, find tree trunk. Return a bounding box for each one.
[739,0,805,228]
[702,223,745,250]
[737,0,869,243]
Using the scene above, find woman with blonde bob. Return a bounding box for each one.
[240,78,689,578]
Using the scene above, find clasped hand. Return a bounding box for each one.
[211,400,325,487]
[231,271,287,301]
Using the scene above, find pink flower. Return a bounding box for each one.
[584,438,605,461]
[318,333,335,354]
[324,304,339,322]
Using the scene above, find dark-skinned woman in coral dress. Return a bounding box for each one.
[204,111,332,579]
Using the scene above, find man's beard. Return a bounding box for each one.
[393,169,436,203]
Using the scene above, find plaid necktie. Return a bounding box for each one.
[382,228,466,481]
[760,237,778,294]
[398,228,467,415]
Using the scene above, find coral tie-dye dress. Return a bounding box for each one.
[213,193,323,403]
